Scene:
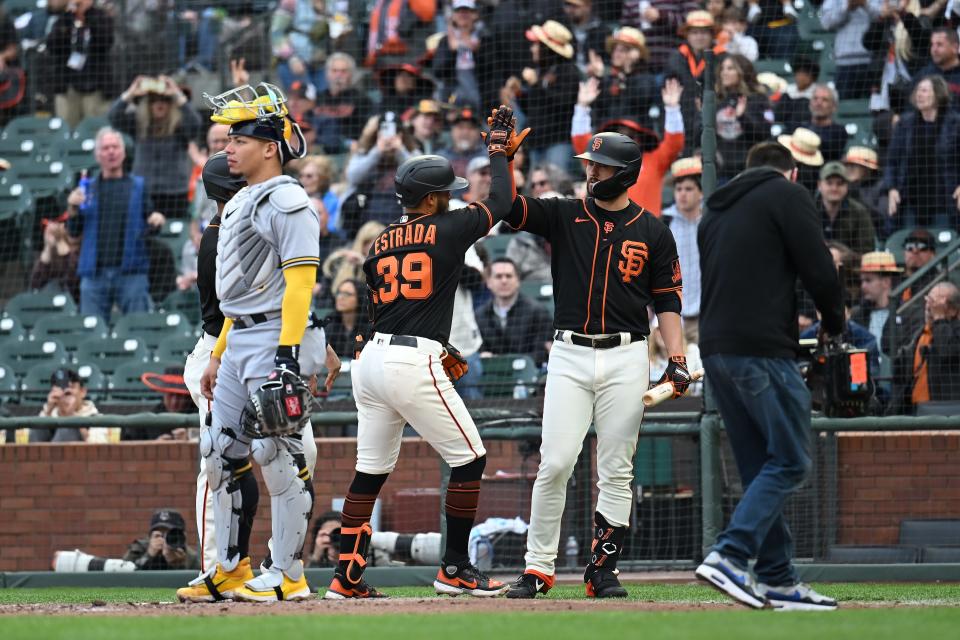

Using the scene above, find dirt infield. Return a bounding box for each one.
[0,598,903,617]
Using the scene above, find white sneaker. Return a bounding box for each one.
[758,582,838,611]
[695,551,769,609]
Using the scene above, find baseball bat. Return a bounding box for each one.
[643,369,704,408]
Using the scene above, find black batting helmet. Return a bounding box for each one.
[395,155,469,208]
[574,132,643,200]
[202,151,246,204]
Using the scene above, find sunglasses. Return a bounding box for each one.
[903,241,932,252]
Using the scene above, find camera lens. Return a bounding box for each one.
[165,528,187,550]
[329,527,341,548]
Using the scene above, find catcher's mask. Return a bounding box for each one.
[204,83,307,165]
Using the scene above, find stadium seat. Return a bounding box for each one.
[75,336,150,375]
[160,288,202,326]
[826,544,919,563]
[109,360,180,401]
[920,546,960,563]
[156,219,191,270]
[0,363,19,403]
[0,315,26,342]
[33,313,110,352]
[0,177,35,224]
[520,280,553,304]
[327,358,353,401]
[2,290,77,329]
[53,136,100,176]
[754,59,791,76]
[0,115,71,152]
[2,0,47,16]
[8,156,75,199]
[21,362,107,404]
[155,333,199,363]
[480,354,540,397]
[0,136,43,165]
[836,98,872,119]
[480,234,513,261]
[0,337,68,376]
[112,310,194,351]
[71,116,110,142]
[899,519,960,546]
[633,437,674,487]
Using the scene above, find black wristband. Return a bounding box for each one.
[275,345,300,371]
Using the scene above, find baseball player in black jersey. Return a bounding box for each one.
[504,132,692,599]
[324,106,525,600]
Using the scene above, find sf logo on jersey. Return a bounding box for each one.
[618,241,648,283]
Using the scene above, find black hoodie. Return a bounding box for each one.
[698,167,844,359]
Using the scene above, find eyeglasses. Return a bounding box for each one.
[904,242,932,252]
[336,290,357,297]
[532,180,550,188]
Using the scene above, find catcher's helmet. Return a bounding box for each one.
[205,83,307,165]
[574,132,643,200]
[202,151,246,204]
[395,154,469,208]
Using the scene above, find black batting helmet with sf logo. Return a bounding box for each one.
[574,132,643,200]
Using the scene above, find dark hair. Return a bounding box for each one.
[489,256,519,276]
[311,510,341,539]
[674,174,702,190]
[746,141,796,172]
[932,26,960,47]
[336,278,369,315]
[912,75,952,112]
[721,6,746,23]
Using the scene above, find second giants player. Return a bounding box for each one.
[505,132,692,599]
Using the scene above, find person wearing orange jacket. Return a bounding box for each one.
[570,76,684,216]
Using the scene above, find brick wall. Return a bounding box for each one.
[0,438,531,571]
[836,432,960,545]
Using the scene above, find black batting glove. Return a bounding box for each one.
[485,105,514,157]
[656,355,691,399]
[274,345,301,377]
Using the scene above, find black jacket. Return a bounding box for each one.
[477,294,554,366]
[45,8,115,95]
[698,167,844,358]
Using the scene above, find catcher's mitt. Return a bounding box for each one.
[240,369,312,438]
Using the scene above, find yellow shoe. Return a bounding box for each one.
[176,557,254,603]
[233,568,311,602]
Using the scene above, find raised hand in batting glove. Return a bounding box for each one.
[483,105,514,157]
[482,105,530,161]
[656,355,691,399]
[441,344,469,382]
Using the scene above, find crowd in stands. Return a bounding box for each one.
[1,0,959,434]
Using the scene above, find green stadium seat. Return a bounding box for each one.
[837,98,872,119]
[112,311,194,351]
[754,59,791,76]
[520,280,553,304]
[2,0,47,16]
[0,364,19,403]
[53,136,99,176]
[795,0,829,40]
[0,136,43,164]
[75,337,150,375]
[0,315,26,342]
[327,358,353,400]
[479,354,540,397]
[1,115,71,151]
[71,116,110,142]
[479,234,513,261]
[7,156,75,199]
[160,288,202,326]
[157,219,191,268]
[0,178,34,224]
[155,333,198,363]
[0,338,68,376]
[33,313,110,352]
[3,290,77,329]
[841,117,874,143]
[109,360,181,401]
[21,362,107,404]
[634,438,674,487]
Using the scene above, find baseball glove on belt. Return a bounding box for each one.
[241,369,313,438]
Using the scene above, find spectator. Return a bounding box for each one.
[323,278,366,358]
[821,0,884,99]
[121,366,192,441]
[886,75,960,230]
[30,212,80,302]
[45,0,113,129]
[843,145,889,238]
[863,0,930,114]
[572,76,685,215]
[720,6,758,62]
[745,0,800,59]
[915,26,960,103]
[662,157,703,343]
[668,10,724,149]
[805,83,851,163]
[65,128,164,322]
[313,53,374,153]
[108,75,203,219]
[406,99,444,154]
[322,221,386,299]
[528,163,573,198]
[622,0,700,69]
[586,27,659,126]
[364,0,437,69]
[189,123,231,227]
[854,250,902,354]
[477,257,554,367]
[377,63,436,116]
[340,115,416,233]
[816,161,877,256]
[561,0,609,74]
[505,232,552,284]
[306,511,342,568]
[271,0,331,93]
[286,80,317,123]
[827,239,865,305]
[516,20,580,169]
[431,0,485,109]
[713,54,770,180]
[123,509,200,571]
[775,55,820,129]
[297,155,342,233]
[448,241,486,400]
[29,368,100,443]
[777,126,825,193]
[438,107,485,181]
[0,8,24,127]
[906,281,960,413]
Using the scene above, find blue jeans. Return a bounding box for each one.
[704,354,813,586]
[454,351,484,401]
[80,270,153,323]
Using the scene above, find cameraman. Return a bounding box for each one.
[124,509,199,571]
[305,511,342,568]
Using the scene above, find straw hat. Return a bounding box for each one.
[671,157,703,179]
[860,251,903,274]
[606,27,648,57]
[843,146,879,171]
[777,127,824,167]
[679,10,717,35]
[525,20,575,59]
[757,72,788,96]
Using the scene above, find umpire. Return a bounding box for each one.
[695,142,843,611]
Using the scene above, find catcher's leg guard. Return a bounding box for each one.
[201,425,258,571]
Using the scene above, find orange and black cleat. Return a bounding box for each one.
[434,562,507,597]
[323,572,387,600]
